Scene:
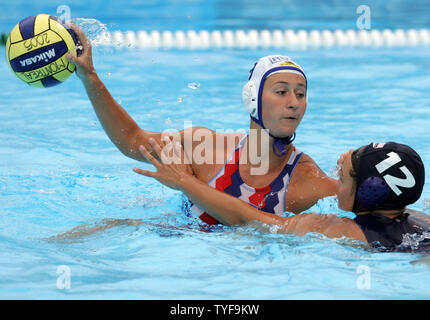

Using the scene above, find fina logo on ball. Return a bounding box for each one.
[19,48,56,67]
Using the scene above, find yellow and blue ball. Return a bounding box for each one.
[5,14,81,88]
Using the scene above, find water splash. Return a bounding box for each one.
[313,196,342,215]
[328,165,340,179]
[71,18,112,51]
[398,230,430,252]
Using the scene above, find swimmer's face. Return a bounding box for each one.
[336,149,356,211]
[261,73,307,138]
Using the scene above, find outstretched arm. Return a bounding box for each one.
[133,139,367,242]
[67,24,200,163]
[67,24,148,160]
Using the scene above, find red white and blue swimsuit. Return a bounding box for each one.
[184,135,303,225]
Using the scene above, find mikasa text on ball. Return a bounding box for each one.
[5,14,81,88]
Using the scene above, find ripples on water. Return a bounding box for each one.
[1,13,430,298]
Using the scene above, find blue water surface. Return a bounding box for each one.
[1,0,430,300]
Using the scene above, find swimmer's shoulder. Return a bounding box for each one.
[285,150,338,213]
[323,216,368,242]
[293,151,331,180]
[286,213,368,242]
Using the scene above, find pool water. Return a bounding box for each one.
[1,0,430,299]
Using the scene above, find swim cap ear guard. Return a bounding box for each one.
[242,55,307,157]
[242,80,258,118]
[351,142,425,213]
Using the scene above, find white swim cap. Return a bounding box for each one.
[242,55,307,123]
[242,55,307,157]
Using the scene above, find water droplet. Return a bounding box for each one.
[188,82,200,90]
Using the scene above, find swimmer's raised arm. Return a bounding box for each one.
[134,138,367,242]
[66,24,160,161]
[66,24,199,163]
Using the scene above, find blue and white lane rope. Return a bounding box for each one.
[93,29,430,49]
[1,29,429,49]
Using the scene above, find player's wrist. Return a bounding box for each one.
[177,172,197,191]
[80,69,99,84]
